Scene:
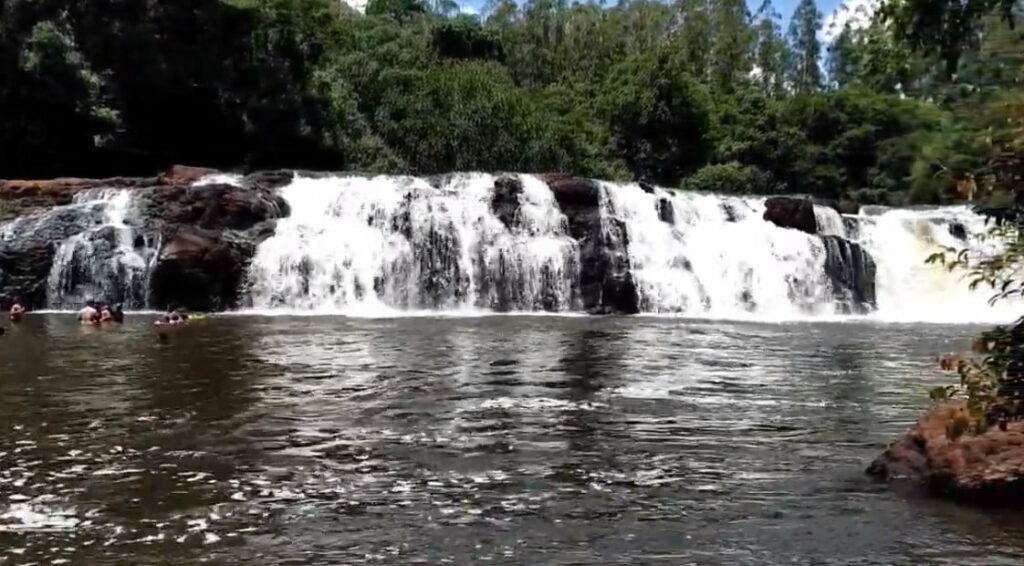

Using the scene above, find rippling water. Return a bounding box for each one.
[2,315,1024,564]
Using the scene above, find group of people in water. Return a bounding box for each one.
[5,297,190,328]
[76,300,126,325]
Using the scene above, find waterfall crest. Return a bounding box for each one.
[244,174,581,313]
[0,171,1013,323]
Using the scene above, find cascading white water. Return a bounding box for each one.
[2,170,1012,322]
[45,189,155,309]
[813,204,846,237]
[245,174,580,313]
[848,206,1016,323]
[599,183,838,318]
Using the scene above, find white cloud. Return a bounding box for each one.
[821,0,878,44]
[340,0,369,13]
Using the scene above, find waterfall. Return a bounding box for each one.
[814,205,846,237]
[0,170,1013,323]
[45,190,156,309]
[847,206,1014,323]
[597,184,837,318]
[245,174,580,313]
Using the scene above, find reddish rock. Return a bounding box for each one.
[867,403,1024,503]
[763,196,817,234]
[160,165,221,185]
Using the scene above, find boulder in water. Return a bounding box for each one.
[763,197,817,234]
[868,403,1024,504]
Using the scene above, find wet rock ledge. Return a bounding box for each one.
[867,403,1024,503]
[0,166,289,311]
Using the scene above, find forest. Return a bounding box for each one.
[0,0,1020,204]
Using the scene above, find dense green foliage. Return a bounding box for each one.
[898,0,1024,433]
[0,0,1018,205]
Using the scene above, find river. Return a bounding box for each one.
[2,314,1024,564]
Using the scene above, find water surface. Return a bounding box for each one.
[2,315,1023,564]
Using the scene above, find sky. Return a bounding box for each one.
[453,0,878,44]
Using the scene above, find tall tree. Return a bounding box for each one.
[787,0,822,93]
[708,0,752,92]
[827,23,860,88]
[752,0,788,96]
[670,0,713,81]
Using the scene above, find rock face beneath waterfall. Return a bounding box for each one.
[821,236,877,314]
[150,225,273,311]
[490,175,523,231]
[763,197,817,234]
[0,167,288,310]
[542,174,639,314]
[868,403,1024,503]
[142,181,287,310]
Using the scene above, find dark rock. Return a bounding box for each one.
[868,403,1024,504]
[0,166,292,312]
[949,222,968,241]
[540,174,639,314]
[144,182,288,231]
[542,173,601,208]
[639,181,656,194]
[0,200,117,308]
[764,197,817,234]
[842,217,861,240]
[821,235,876,314]
[837,199,860,215]
[0,243,56,309]
[149,224,275,312]
[491,175,523,231]
[656,196,675,224]
[244,170,299,190]
[721,202,739,222]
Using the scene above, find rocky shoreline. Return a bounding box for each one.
[867,403,1024,504]
[0,166,878,313]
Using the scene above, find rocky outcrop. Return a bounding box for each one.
[542,174,639,314]
[868,403,1024,503]
[949,222,968,241]
[490,175,523,231]
[150,225,273,312]
[763,197,817,234]
[821,235,877,314]
[0,166,288,311]
[655,195,675,224]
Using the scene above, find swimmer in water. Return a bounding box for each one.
[99,305,113,323]
[9,298,25,322]
[155,308,184,327]
[111,303,125,324]
[77,301,100,325]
